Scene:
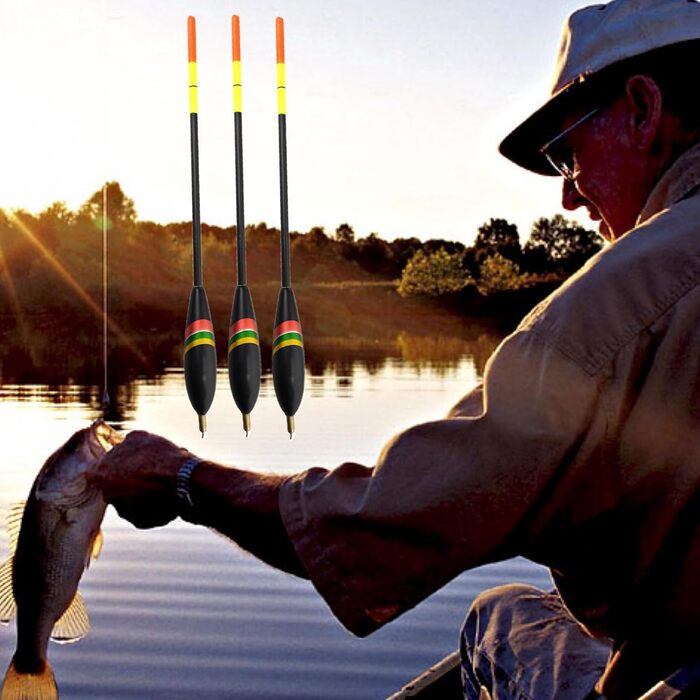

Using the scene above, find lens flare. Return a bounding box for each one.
[7,212,147,365]
[0,236,32,358]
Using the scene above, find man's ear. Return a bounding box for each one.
[624,74,663,151]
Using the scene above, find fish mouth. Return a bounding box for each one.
[91,420,123,454]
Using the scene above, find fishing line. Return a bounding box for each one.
[102,184,110,414]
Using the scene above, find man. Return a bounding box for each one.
[101,0,700,697]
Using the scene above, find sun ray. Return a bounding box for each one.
[7,212,148,366]
[0,236,33,361]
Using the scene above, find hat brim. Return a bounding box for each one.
[499,80,594,176]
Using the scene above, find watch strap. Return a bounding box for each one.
[176,457,202,510]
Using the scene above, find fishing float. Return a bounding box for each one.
[227,15,261,437]
[184,16,217,437]
[272,17,305,438]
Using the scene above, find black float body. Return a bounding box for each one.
[272,286,305,418]
[228,285,261,415]
[184,285,217,417]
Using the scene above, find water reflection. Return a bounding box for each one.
[0,325,508,419]
[0,382,136,426]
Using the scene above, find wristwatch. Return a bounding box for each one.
[176,457,202,510]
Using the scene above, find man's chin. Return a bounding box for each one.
[598,220,612,241]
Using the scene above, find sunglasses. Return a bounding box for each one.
[540,107,600,180]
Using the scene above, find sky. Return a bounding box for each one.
[0,0,591,245]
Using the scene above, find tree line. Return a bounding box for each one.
[0,182,602,313]
[397,215,602,299]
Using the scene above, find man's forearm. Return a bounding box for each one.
[186,461,309,578]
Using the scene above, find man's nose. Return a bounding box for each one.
[562,177,587,211]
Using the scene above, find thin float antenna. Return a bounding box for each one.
[184,16,217,437]
[101,184,110,414]
[227,15,261,436]
[233,15,246,288]
[277,19,291,290]
[271,17,305,438]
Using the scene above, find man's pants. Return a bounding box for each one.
[460,584,611,700]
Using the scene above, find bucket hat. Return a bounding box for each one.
[499,0,700,175]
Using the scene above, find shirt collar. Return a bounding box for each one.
[638,141,700,226]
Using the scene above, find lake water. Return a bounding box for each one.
[0,354,552,699]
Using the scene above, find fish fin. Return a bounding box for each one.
[0,558,15,625]
[6,503,25,555]
[50,590,89,644]
[1,658,57,700]
[86,529,103,568]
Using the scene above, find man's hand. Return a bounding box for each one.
[97,429,307,577]
[97,430,193,529]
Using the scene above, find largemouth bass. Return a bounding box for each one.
[0,421,122,699]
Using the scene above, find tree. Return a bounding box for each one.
[0,209,40,270]
[388,237,422,273]
[39,202,76,227]
[36,202,76,252]
[246,222,277,245]
[203,224,229,243]
[477,253,523,295]
[474,218,521,263]
[334,222,355,245]
[355,233,390,275]
[79,181,137,227]
[398,248,472,297]
[296,226,331,252]
[525,214,602,272]
[423,238,465,256]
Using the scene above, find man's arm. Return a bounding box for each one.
[187,461,307,577]
[99,431,307,578]
[101,329,601,637]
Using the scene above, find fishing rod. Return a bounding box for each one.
[184,16,217,437]
[272,17,305,438]
[227,15,261,437]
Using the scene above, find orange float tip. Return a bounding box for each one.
[276,17,285,63]
[232,16,241,61]
[188,16,197,62]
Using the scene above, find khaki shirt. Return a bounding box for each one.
[280,144,700,699]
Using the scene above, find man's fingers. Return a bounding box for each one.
[111,500,178,530]
[106,430,180,462]
[99,430,191,528]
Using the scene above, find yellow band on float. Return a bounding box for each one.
[188,62,198,113]
[184,337,216,353]
[272,338,303,354]
[276,63,286,114]
[228,336,260,352]
[233,60,242,112]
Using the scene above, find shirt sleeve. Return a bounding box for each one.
[278,328,601,636]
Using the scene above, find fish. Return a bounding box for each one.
[0,420,122,700]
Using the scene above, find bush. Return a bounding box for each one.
[398,248,472,298]
[478,253,523,295]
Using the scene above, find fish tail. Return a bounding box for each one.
[1,658,58,700]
